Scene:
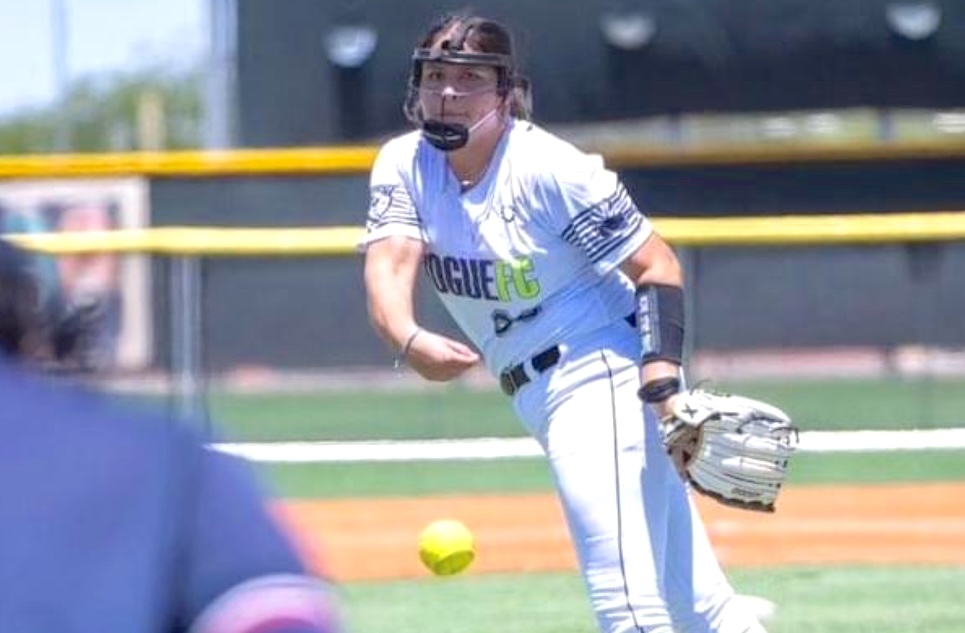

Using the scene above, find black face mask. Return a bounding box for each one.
[421,107,500,152]
[421,120,470,152]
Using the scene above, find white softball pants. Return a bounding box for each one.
[511,322,766,633]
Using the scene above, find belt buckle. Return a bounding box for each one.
[499,370,518,396]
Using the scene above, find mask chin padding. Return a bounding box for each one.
[422,120,469,151]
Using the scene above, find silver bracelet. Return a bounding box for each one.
[394,327,423,370]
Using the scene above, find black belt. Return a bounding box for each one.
[498,313,635,396]
[499,346,560,396]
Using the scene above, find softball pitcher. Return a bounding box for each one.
[362,12,766,633]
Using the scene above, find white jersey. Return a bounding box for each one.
[364,119,762,633]
[361,120,652,375]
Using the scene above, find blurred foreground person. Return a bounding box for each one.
[0,237,340,633]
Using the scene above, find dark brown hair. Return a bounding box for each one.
[405,12,532,121]
[0,238,44,358]
[0,238,104,370]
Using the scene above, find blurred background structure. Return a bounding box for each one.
[4,0,965,152]
[232,0,965,147]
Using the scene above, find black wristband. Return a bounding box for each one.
[637,376,682,403]
[635,283,685,366]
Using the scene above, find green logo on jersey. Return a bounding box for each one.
[424,253,540,302]
[494,258,539,301]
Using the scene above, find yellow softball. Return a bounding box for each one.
[418,519,476,576]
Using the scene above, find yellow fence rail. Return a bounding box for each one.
[4,139,965,179]
[8,211,965,255]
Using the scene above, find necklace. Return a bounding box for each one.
[457,165,486,190]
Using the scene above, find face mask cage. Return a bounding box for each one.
[403,48,514,125]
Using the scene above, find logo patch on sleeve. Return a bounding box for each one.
[368,185,397,220]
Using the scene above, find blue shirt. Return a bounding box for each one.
[0,359,339,633]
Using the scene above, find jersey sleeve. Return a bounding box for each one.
[358,139,423,250]
[179,440,341,633]
[540,150,652,275]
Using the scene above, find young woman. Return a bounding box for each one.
[362,12,766,633]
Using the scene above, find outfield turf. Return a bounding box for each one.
[340,566,965,633]
[207,379,965,632]
[260,449,965,499]
[207,377,965,442]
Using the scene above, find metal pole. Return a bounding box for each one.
[169,256,209,432]
[203,0,236,148]
[679,246,699,385]
[50,0,71,151]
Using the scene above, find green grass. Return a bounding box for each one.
[715,377,965,431]
[785,449,965,484]
[259,450,965,499]
[343,571,593,633]
[340,566,965,633]
[206,377,965,442]
[200,379,965,441]
[260,458,555,499]
[729,566,965,632]
[208,388,521,441]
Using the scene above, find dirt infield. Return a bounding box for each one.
[277,483,965,582]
